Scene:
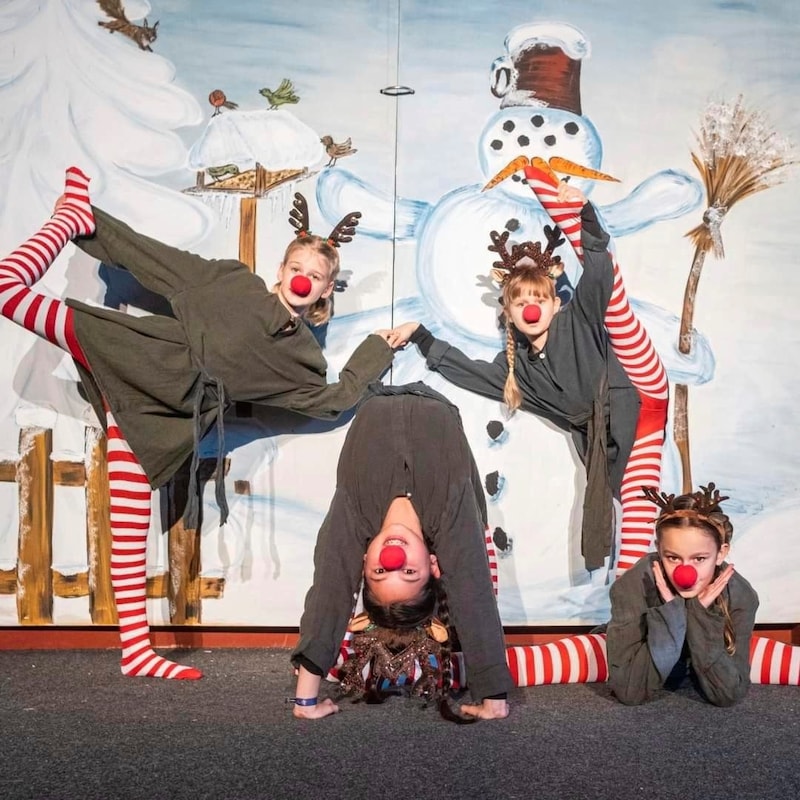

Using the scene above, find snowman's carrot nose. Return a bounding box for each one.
[548,156,619,183]
[482,155,529,191]
[482,155,619,192]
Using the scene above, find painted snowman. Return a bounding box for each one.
[318,21,703,357]
[317,21,709,614]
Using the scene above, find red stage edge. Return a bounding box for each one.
[1,624,797,651]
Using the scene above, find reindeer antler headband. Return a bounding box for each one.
[288,192,362,248]
[642,482,731,543]
[347,611,448,642]
[488,223,566,286]
[338,613,448,702]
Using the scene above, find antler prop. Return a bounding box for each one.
[641,482,731,541]
[642,482,729,516]
[287,193,363,249]
[488,230,517,274]
[288,192,311,238]
[487,227,565,285]
[327,211,362,248]
[543,223,565,255]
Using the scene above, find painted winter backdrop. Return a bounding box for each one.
[0,0,797,626]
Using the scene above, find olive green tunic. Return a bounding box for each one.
[70,208,392,515]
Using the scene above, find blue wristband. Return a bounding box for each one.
[287,697,318,706]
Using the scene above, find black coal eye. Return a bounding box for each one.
[503,120,515,132]
[485,471,500,496]
[487,420,505,440]
[531,115,544,127]
[517,135,530,146]
[544,135,556,146]
[564,122,579,135]
[491,139,503,150]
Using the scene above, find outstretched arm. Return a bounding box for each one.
[385,321,509,404]
[523,171,609,257]
[272,334,393,419]
[523,172,615,324]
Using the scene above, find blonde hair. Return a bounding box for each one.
[500,270,557,413]
[277,236,340,327]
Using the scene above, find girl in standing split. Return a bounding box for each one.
[0,168,393,680]
[389,170,668,578]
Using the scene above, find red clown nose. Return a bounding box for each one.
[290,275,312,297]
[522,304,541,323]
[672,564,698,590]
[379,545,406,571]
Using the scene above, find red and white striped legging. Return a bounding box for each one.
[334,634,800,691]
[504,633,800,688]
[329,633,800,689]
[0,167,200,680]
[524,167,669,575]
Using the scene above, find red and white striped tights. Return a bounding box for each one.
[524,167,669,576]
[337,632,799,690]
[0,167,200,679]
[504,633,800,688]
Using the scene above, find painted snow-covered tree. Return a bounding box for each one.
[0,0,213,248]
[0,0,215,413]
[0,0,214,589]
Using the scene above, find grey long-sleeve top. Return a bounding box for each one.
[606,553,759,707]
[291,382,513,701]
[410,204,640,568]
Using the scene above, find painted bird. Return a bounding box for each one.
[321,135,357,167]
[208,89,238,117]
[259,78,299,109]
[207,164,240,181]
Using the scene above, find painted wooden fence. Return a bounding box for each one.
[0,425,231,625]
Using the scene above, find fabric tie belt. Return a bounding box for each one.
[183,372,229,530]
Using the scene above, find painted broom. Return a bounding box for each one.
[674,96,795,492]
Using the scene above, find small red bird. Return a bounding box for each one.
[208,89,238,117]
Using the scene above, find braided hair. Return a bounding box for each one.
[344,576,472,724]
[500,270,557,413]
